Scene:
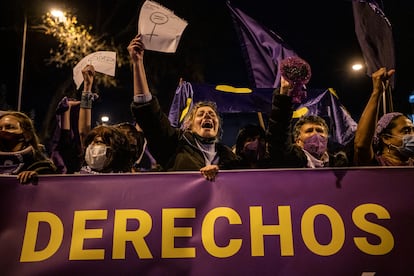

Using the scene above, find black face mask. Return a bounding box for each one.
[0,131,25,151]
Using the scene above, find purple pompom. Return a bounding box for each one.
[280,56,312,85]
[280,56,312,103]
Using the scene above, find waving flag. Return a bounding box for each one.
[226,1,297,88]
[168,81,194,127]
[352,0,395,88]
[168,82,357,149]
[292,88,357,150]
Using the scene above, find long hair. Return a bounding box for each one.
[84,125,132,172]
[0,111,41,152]
[114,122,146,162]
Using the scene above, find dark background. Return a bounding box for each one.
[1,0,414,146]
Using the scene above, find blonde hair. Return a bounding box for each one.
[181,101,222,138]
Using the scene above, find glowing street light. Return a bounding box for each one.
[351,63,363,71]
[50,9,66,23]
[101,115,110,123]
[17,8,66,111]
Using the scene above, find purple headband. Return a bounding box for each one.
[373,112,403,146]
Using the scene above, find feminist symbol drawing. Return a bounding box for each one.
[138,0,188,53]
[148,12,169,42]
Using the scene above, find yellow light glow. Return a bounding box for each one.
[50,9,66,23]
[352,63,363,71]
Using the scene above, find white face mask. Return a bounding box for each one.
[85,144,109,171]
[388,134,414,158]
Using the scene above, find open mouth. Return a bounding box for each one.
[202,121,213,129]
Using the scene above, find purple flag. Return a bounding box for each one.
[294,88,357,150]
[352,0,395,87]
[167,82,357,148]
[168,81,194,127]
[227,2,297,88]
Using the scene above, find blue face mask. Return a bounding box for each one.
[392,134,414,158]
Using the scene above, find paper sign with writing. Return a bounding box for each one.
[138,0,188,53]
[73,51,116,89]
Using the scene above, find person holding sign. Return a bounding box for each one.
[51,64,98,173]
[53,64,133,174]
[128,34,240,181]
[354,67,414,166]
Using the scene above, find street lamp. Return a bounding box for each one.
[17,12,27,111]
[101,115,110,124]
[50,9,66,23]
[351,63,363,71]
[17,8,65,112]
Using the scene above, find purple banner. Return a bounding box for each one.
[1,168,414,275]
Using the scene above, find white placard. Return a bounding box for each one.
[73,51,116,89]
[138,0,188,53]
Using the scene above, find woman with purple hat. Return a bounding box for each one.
[354,67,414,166]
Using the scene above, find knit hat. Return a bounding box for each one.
[373,112,403,147]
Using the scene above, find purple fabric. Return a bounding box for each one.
[50,97,71,174]
[1,168,414,275]
[303,134,328,158]
[191,83,273,113]
[49,97,81,174]
[352,0,395,88]
[168,83,357,148]
[227,2,297,88]
[168,81,194,127]
[291,88,358,149]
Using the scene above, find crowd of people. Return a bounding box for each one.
[1,34,413,184]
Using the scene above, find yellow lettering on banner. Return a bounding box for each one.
[301,204,345,256]
[353,204,394,255]
[201,207,242,258]
[112,209,153,259]
[162,208,196,258]
[69,210,107,260]
[250,206,294,256]
[20,212,63,262]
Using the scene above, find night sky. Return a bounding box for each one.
[1,0,414,145]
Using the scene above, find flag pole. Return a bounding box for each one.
[18,11,28,112]
[381,80,393,114]
[382,89,387,115]
[257,112,265,130]
[386,83,394,113]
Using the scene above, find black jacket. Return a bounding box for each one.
[267,90,348,168]
[131,97,240,171]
